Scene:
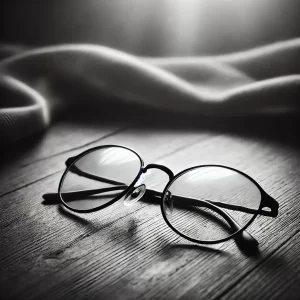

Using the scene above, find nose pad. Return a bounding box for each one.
[163,191,173,216]
[124,184,146,206]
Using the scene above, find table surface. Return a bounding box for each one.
[1,110,300,300]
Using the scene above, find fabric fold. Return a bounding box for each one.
[0,40,299,146]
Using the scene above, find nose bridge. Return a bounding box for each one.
[124,163,173,207]
[143,164,174,181]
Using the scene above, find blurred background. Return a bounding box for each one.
[2,0,300,56]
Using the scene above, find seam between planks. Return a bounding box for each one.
[0,170,62,199]
[0,124,134,198]
[6,205,173,299]
[212,229,300,300]
[20,125,130,168]
[0,130,219,199]
[154,134,216,162]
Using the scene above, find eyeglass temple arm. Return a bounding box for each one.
[64,156,279,218]
[52,186,257,247]
[146,189,258,248]
[167,192,258,247]
[55,185,276,218]
[146,189,278,217]
[59,186,127,200]
[65,157,278,217]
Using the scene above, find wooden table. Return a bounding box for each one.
[1,109,300,300]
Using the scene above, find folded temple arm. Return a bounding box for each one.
[56,185,277,217]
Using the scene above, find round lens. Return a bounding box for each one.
[162,166,261,243]
[59,146,142,211]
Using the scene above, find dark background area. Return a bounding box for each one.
[2,0,300,56]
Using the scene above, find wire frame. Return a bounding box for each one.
[57,145,279,245]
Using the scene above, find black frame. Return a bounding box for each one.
[160,165,278,244]
[59,145,145,213]
[58,145,279,245]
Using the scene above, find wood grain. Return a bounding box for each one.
[1,119,300,300]
[221,231,300,300]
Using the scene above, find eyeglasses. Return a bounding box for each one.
[58,145,279,246]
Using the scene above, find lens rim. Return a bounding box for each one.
[58,145,144,213]
[160,164,264,244]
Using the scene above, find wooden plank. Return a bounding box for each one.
[1,127,293,229]
[0,128,218,230]
[0,120,214,197]
[1,177,298,300]
[221,231,300,300]
[1,113,298,197]
[0,121,128,197]
[1,127,300,300]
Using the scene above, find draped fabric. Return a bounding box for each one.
[0,39,299,146]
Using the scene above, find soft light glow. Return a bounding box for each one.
[182,167,236,183]
[97,148,138,166]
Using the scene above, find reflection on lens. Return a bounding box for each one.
[163,166,261,242]
[60,146,141,210]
